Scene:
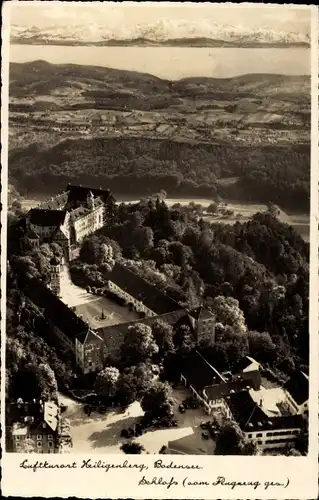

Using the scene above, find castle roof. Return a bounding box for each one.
[66,184,111,204]
[29,208,66,227]
[21,275,88,344]
[105,262,181,315]
[188,306,214,321]
[284,371,309,405]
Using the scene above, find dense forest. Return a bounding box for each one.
[9,138,310,211]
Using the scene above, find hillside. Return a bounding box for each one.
[9,61,311,210]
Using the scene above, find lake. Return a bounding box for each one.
[10,45,310,80]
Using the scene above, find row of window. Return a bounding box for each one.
[16,440,54,449]
[265,438,295,445]
[15,434,54,440]
[266,430,297,437]
[248,429,297,439]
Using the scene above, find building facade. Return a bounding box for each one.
[7,399,72,454]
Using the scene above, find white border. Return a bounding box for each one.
[1,3,318,499]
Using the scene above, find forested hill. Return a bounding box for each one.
[9,62,310,211]
[9,138,310,211]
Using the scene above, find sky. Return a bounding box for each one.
[9,2,311,40]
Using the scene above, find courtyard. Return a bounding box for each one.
[58,387,216,455]
[59,263,139,327]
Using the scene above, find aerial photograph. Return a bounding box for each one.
[5,3,310,456]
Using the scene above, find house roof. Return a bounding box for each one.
[225,390,304,433]
[105,262,181,315]
[188,306,214,321]
[284,371,309,405]
[237,356,260,372]
[77,329,104,345]
[29,208,66,227]
[24,228,40,239]
[181,350,225,393]
[204,378,256,402]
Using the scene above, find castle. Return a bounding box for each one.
[20,184,216,374]
[24,184,115,260]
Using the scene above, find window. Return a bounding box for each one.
[256,433,262,437]
[48,441,53,448]
[48,434,53,440]
[248,434,252,438]
[37,434,42,440]
[257,440,262,445]
[37,441,42,448]
[266,432,273,437]
[15,435,20,441]
[26,434,31,439]
[16,443,21,450]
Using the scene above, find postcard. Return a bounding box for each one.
[1,2,318,498]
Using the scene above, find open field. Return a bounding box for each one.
[58,387,215,455]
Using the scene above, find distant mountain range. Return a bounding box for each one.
[10,22,310,47]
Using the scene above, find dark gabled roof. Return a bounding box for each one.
[181,350,225,393]
[24,228,40,239]
[105,263,181,315]
[237,356,260,372]
[204,378,256,402]
[284,371,309,405]
[29,208,66,227]
[225,391,304,433]
[39,192,69,211]
[21,275,88,343]
[77,329,104,345]
[188,306,214,321]
[66,184,111,204]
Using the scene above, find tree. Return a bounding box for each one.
[248,331,278,365]
[121,442,145,454]
[207,202,218,214]
[141,381,174,420]
[95,366,120,398]
[132,226,154,254]
[121,323,158,366]
[215,419,259,455]
[19,438,36,453]
[210,296,247,335]
[36,363,58,400]
[151,319,174,357]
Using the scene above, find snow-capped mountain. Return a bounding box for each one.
[10,20,310,46]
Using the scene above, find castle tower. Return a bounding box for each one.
[87,191,95,211]
[50,256,61,297]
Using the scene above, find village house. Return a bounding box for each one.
[179,352,308,451]
[6,398,71,454]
